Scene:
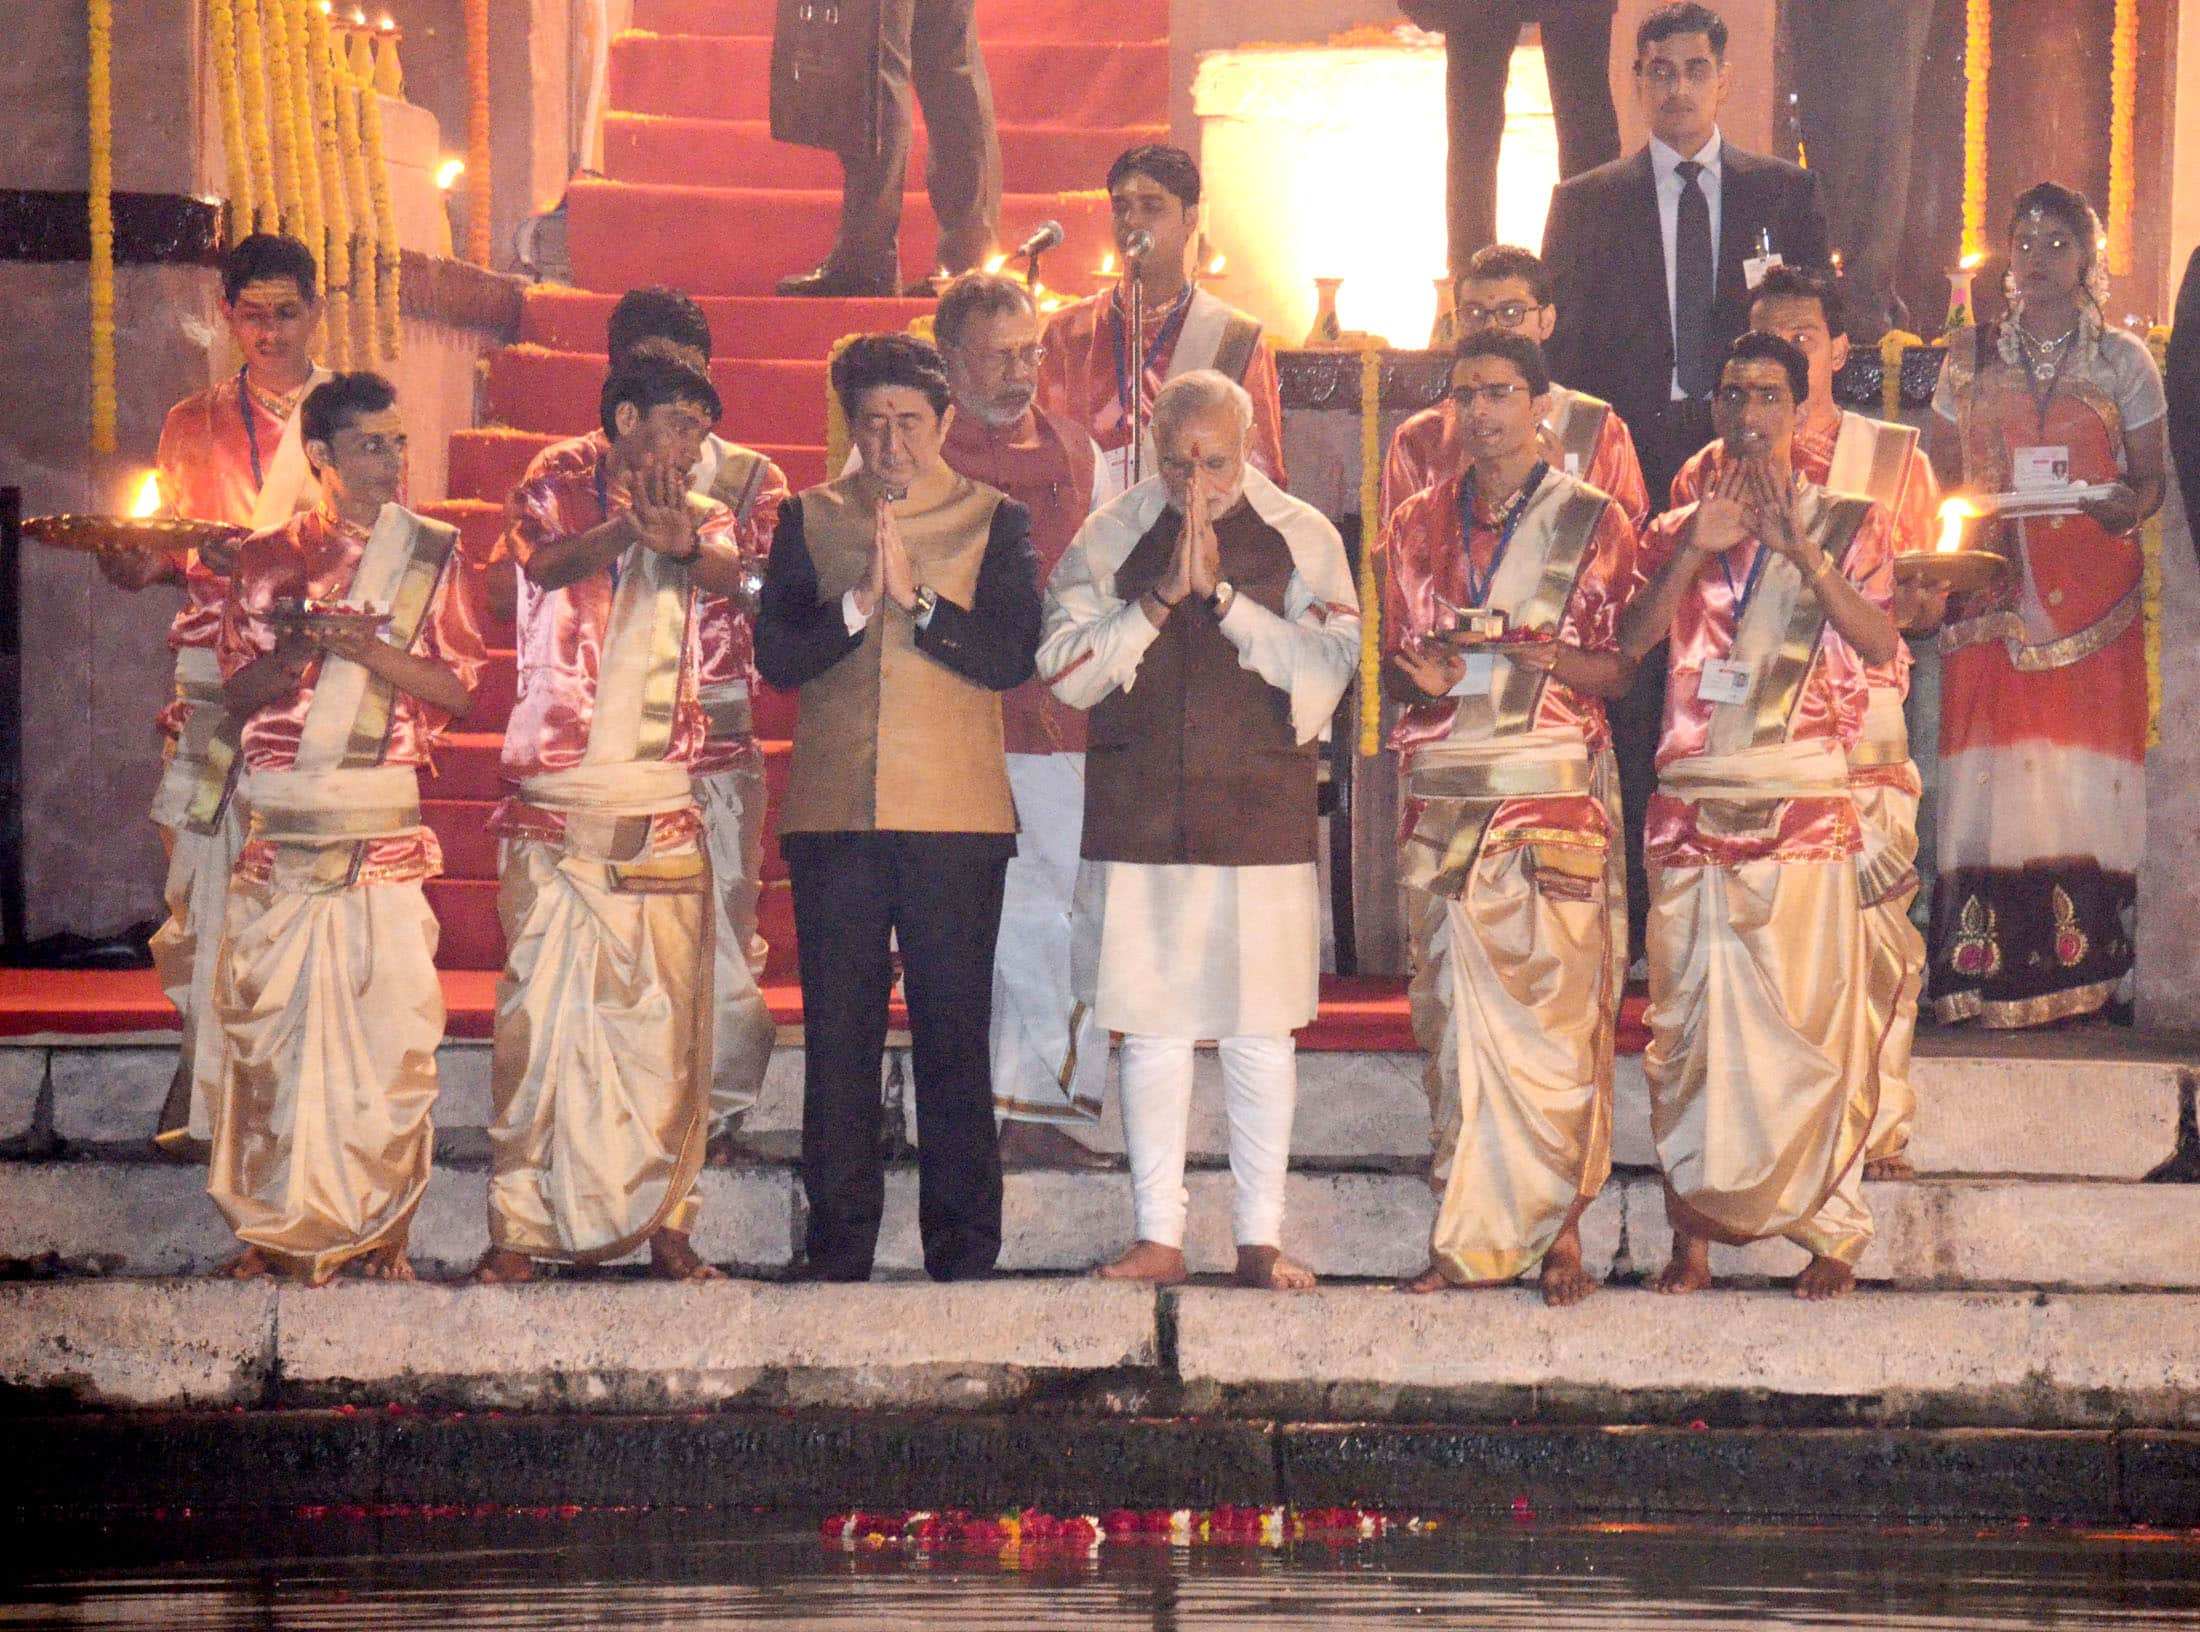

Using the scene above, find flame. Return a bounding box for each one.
[1098,252,1117,277]
[1959,252,1985,271]
[436,158,465,190]
[376,13,394,30]
[1829,249,1844,273]
[982,253,1008,275]
[129,471,163,519]
[1935,497,1979,553]
[1206,253,1227,277]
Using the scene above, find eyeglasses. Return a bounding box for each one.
[1637,59,1721,89]
[983,345,1045,371]
[1449,382,1531,406]
[1455,302,1546,331]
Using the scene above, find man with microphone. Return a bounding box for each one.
[1036,145,1287,491]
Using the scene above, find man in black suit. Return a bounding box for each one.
[2167,247,2200,558]
[1400,1,1622,277]
[1538,1,1829,963]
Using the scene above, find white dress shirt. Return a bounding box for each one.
[1649,127,1724,400]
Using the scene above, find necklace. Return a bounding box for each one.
[2014,318,2079,384]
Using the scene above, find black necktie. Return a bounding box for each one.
[1673,158,1714,400]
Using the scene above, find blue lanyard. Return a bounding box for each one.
[1719,542,1770,626]
[1457,461,1547,607]
[1111,284,1195,424]
[594,456,622,592]
[236,368,266,492]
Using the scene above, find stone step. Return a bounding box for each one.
[29,1037,2191,1181]
[8,1156,2199,1290]
[5,1278,2198,1432]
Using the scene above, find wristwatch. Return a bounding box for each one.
[1206,580,1234,614]
[911,585,939,623]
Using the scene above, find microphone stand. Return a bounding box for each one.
[1125,246,1146,485]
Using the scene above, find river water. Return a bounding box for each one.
[4,1511,2197,1629]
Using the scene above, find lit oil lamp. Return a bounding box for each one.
[23,470,245,559]
[1892,496,2006,592]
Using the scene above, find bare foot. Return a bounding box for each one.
[1235,1245,1316,1291]
[340,1242,416,1282]
[469,1247,536,1285]
[1793,1254,1856,1300]
[650,1228,723,1281]
[1093,1240,1186,1285]
[1863,1153,1916,1181]
[1537,1223,1597,1308]
[999,1120,1116,1171]
[1396,1265,1456,1294]
[1651,1231,1713,1295]
[218,1245,277,1280]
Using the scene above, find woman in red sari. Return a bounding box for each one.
[1927,183,2168,1027]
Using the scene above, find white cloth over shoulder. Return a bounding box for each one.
[1037,468,1361,744]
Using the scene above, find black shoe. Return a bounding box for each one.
[902,268,950,298]
[776,263,896,298]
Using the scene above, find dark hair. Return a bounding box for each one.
[606,286,713,367]
[1106,142,1200,208]
[1452,330,1552,397]
[300,371,396,453]
[599,350,722,442]
[2006,181,2101,275]
[1750,264,1846,340]
[830,332,952,421]
[1721,331,1809,405]
[1458,244,1553,307]
[1636,2,1728,60]
[933,270,1036,352]
[222,233,318,304]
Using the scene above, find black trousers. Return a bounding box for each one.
[831,0,1002,279]
[786,829,1010,1281]
[1443,2,1620,273]
[1611,396,1714,959]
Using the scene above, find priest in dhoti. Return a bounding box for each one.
[1670,267,1943,1181]
[604,288,792,1164]
[1620,332,1899,1301]
[477,351,751,1284]
[757,334,1040,1282]
[922,271,1122,1168]
[101,234,331,1156]
[1381,245,1649,531]
[208,373,483,1283]
[1040,369,1358,1290]
[1383,332,1639,1307]
[1035,144,1287,492]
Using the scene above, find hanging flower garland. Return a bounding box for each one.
[1960,0,1991,263]
[331,17,377,364]
[261,0,305,236]
[823,333,860,473]
[284,0,328,351]
[304,0,350,369]
[1357,342,1384,756]
[354,31,401,363]
[88,0,116,456]
[464,0,493,267]
[208,0,255,242]
[1877,330,1922,421]
[2106,0,2137,279]
[235,0,279,234]
[2142,324,2169,748]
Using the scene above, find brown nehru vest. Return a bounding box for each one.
[778,471,1018,835]
[942,406,1096,754]
[1082,501,1317,867]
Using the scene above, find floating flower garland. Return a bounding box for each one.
[1961,0,1991,264]
[822,1506,1407,1552]
[2107,0,2137,278]
[208,0,255,242]
[1357,342,1383,756]
[354,29,402,362]
[304,0,350,368]
[464,0,493,266]
[88,0,116,455]
[235,0,279,234]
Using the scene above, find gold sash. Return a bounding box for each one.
[701,439,769,524]
[1400,475,1610,897]
[583,541,692,766]
[1939,583,2141,671]
[155,645,243,835]
[1544,388,1612,480]
[1826,411,1920,513]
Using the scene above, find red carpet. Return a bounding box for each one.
[0,967,1654,1055]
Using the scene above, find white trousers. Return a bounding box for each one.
[1116,1032,1295,1250]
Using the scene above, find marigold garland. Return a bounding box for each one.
[2143,324,2169,748]
[304,1,350,369]
[824,1506,1409,1552]
[88,0,116,456]
[464,0,493,266]
[330,20,377,364]
[283,0,329,351]
[823,333,860,473]
[1878,330,1922,421]
[207,0,255,243]
[1357,343,1383,756]
[1961,0,1991,263]
[235,0,279,234]
[2107,0,2137,279]
[355,50,401,363]
[261,0,305,237]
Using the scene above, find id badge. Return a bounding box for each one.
[1563,452,1583,478]
[1449,651,1499,697]
[1743,252,1785,291]
[2013,446,2071,491]
[1697,657,1754,705]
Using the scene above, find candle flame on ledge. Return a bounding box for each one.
[129,471,163,519]
[1205,253,1227,277]
[1935,496,1979,553]
[436,158,466,190]
[1098,252,1117,277]
[1958,252,1985,272]
[982,253,1008,275]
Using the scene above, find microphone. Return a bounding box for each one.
[1013,220,1065,259]
[1122,229,1154,261]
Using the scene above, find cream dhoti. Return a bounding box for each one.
[1852,688,1924,1163]
[490,760,710,1262]
[207,764,443,1283]
[1647,740,1878,1263]
[148,644,246,1151]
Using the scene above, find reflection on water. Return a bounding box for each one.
[4,1511,2198,1629]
